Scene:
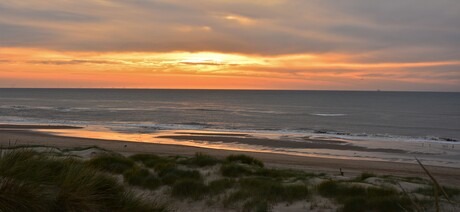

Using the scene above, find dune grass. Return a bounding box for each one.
[223,177,309,211]
[171,179,208,200]
[220,163,253,177]
[159,167,202,185]
[180,152,221,167]
[225,154,264,167]
[208,178,236,195]
[317,180,412,212]
[355,172,377,181]
[0,150,169,212]
[87,154,135,174]
[129,153,172,168]
[123,167,161,190]
[1,146,453,212]
[0,177,50,211]
[238,177,309,203]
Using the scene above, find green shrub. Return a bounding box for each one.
[171,179,208,200]
[124,167,161,190]
[87,154,135,174]
[225,154,264,167]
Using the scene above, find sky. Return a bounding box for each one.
[1,0,459,91]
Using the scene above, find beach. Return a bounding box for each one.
[2,124,460,186]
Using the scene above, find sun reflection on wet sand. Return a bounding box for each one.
[36,127,277,154]
[34,125,460,168]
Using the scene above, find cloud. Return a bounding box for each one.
[1,0,459,91]
[0,0,457,60]
[28,59,120,65]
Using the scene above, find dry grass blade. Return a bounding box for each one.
[415,157,453,204]
[397,182,423,212]
[416,157,459,212]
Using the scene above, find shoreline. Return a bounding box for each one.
[1,126,460,186]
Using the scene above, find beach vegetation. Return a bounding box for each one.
[225,154,264,167]
[0,177,50,211]
[208,178,236,194]
[130,153,169,168]
[62,145,108,153]
[171,179,208,200]
[129,154,182,177]
[180,152,221,167]
[220,163,253,177]
[0,149,169,212]
[159,167,202,185]
[317,180,412,212]
[224,177,308,211]
[87,154,135,174]
[356,172,376,181]
[242,199,270,212]
[123,167,161,190]
[252,168,316,180]
[2,146,453,212]
[414,185,460,198]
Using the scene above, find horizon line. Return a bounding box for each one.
[0,87,458,93]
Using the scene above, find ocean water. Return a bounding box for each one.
[1,88,459,142]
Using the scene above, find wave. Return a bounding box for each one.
[0,105,92,112]
[310,129,458,142]
[310,113,347,117]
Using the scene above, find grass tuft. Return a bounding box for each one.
[171,179,208,200]
[208,178,236,195]
[317,180,412,212]
[0,177,50,211]
[159,167,202,185]
[54,161,124,211]
[220,163,253,177]
[225,154,264,167]
[123,167,161,190]
[181,152,221,167]
[224,177,308,210]
[0,149,170,212]
[87,154,135,174]
[356,172,376,181]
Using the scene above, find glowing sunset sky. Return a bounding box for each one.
[1,0,459,91]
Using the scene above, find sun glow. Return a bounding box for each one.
[1,47,459,90]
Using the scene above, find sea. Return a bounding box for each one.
[1,89,459,166]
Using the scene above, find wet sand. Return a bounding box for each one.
[1,125,460,186]
[158,135,407,153]
[0,124,82,129]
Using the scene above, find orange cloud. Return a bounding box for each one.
[1,47,459,90]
